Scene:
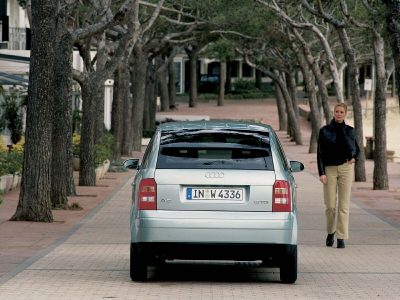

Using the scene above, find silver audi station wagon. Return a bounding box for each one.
[124,120,304,283]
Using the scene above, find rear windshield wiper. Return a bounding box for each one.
[202,160,233,165]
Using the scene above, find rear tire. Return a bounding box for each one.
[280,245,297,284]
[130,244,147,281]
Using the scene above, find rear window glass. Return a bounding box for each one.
[156,129,274,170]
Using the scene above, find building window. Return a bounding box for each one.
[242,62,253,78]
[229,60,239,77]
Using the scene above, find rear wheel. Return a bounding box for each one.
[280,245,297,284]
[130,244,147,281]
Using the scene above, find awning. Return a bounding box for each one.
[0,71,29,86]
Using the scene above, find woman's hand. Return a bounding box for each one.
[347,158,355,164]
[320,175,327,184]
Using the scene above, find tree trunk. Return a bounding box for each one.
[79,81,97,186]
[187,50,198,107]
[383,0,400,109]
[272,70,302,145]
[111,63,124,159]
[296,51,321,153]
[144,60,156,131]
[372,36,389,190]
[168,58,177,110]
[94,35,107,144]
[131,45,148,151]
[226,61,232,92]
[148,61,158,131]
[11,0,57,222]
[274,82,287,131]
[120,56,134,156]
[159,62,170,112]
[295,31,331,124]
[336,27,366,182]
[51,27,74,207]
[218,59,226,106]
[287,71,299,117]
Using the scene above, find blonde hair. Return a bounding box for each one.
[334,102,348,113]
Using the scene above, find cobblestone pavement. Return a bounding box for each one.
[0,99,399,299]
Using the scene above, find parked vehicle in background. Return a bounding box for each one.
[124,120,304,283]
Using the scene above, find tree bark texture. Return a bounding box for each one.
[274,82,287,131]
[131,46,148,151]
[111,64,124,159]
[158,62,170,112]
[79,82,97,186]
[94,35,107,144]
[119,56,134,156]
[336,27,366,182]
[372,36,389,190]
[168,58,177,109]
[218,59,226,106]
[187,50,198,107]
[143,61,156,131]
[11,0,57,222]
[51,25,74,207]
[287,71,299,118]
[271,71,302,145]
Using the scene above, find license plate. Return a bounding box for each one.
[186,188,244,201]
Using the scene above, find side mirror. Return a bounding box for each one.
[290,161,304,173]
[123,158,140,170]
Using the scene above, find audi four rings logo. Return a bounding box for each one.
[205,171,224,178]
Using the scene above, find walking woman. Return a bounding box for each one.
[317,103,360,249]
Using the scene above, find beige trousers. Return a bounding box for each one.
[323,163,354,239]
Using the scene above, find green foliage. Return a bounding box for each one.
[95,132,115,166]
[73,132,114,165]
[0,89,26,144]
[232,79,258,93]
[72,110,82,134]
[0,150,23,176]
[202,39,236,60]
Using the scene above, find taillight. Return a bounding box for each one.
[272,180,291,212]
[138,178,157,210]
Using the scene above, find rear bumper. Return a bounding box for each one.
[132,242,296,264]
[131,210,297,245]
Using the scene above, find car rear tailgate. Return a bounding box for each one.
[155,169,275,212]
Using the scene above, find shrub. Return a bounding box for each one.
[12,136,25,153]
[73,132,115,166]
[232,79,258,93]
[72,133,80,157]
[0,149,23,176]
[0,89,25,144]
[95,132,115,166]
[0,139,7,152]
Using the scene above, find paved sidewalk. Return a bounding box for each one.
[0,99,399,299]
